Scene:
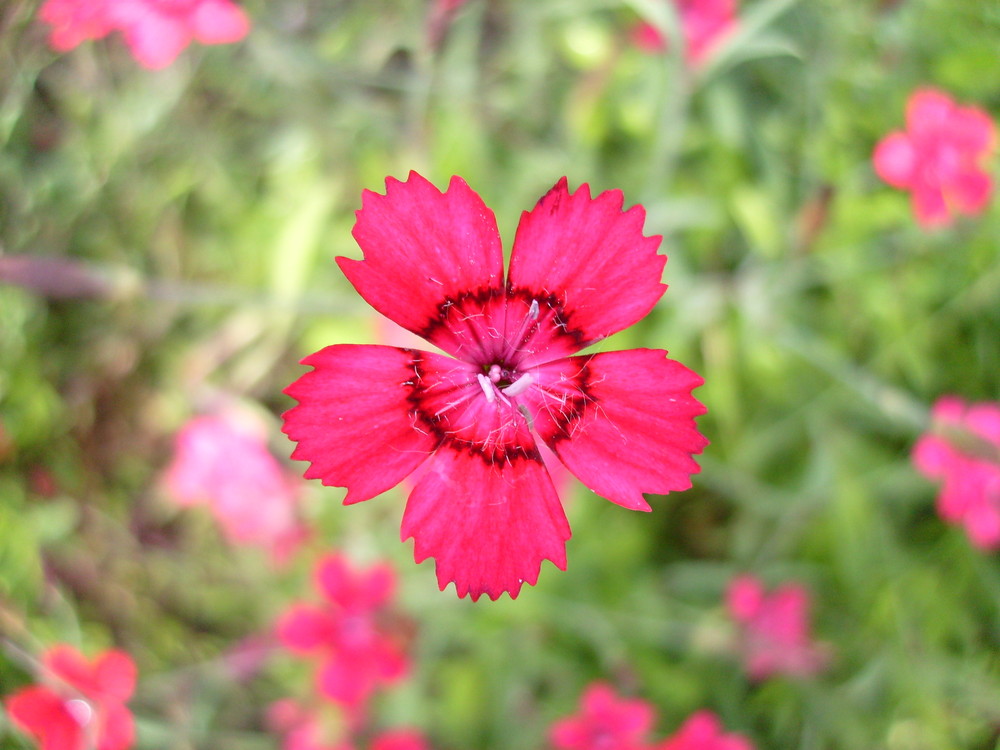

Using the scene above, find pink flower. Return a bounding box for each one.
[4,645,137,750]
[163,412,307,562]
[549,682,656,750]
[370,729,430,750]
[282,173,708,601]
[726,575,827,680]
[873,88,995,228]
[108,0,250,69]
[913,396,1000,550]
[276,554,409,715]
[267,699,353,750]
[653,711,753,750]
[632,0,739,66]
[37,0,249,69]
[38,0,116,52]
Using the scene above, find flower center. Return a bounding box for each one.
[420,285,586,371]
[475,366,534,405]
[487,363,513,388]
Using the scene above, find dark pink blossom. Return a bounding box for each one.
[162,412,307,563]
[653,711,753,750]
[276,554,409,715]
[282,173,707,601]
[631,0,739,65]
[37,0,249,69]
[549,682,656,750]
[4,645,137,750]
[726,575,827,680]
[913,396,1000,550]
[873,88,995,228]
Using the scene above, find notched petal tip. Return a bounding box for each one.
[535,349,708,511]
[345,173,504,350]
[509,178,667,347]
[280,344,437,503]
[401,449,570,602]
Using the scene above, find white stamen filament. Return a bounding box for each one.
[476,373,496,403]
[528,299,540,319]
[502,373,534,397]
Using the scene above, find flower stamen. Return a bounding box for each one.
[476,373,496,403]
[503,373,534,397]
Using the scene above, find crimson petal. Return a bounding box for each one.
[507,178,666,362]
[401,446,571,601]
[949,168,993,214]
[341,172,505,358]
[282,345,439,504]
[92,650,137,702]
[872,132,916,189]
[530,349,707,511]
[315,553,396,611]
[276,603,337,652]
[5,687,82,749]
[318,653,373,707]
[99,703,136,750]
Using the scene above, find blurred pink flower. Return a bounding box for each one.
[268,701,429,750]
[267,699,352,750]
[276,554,409,716]
[873,88,995,228]
[4,645,137,750]
[37,0,249,69]
[108,0,250,69]
[370,729,431,750]
[162,412,307,563]
[726,575,827,680]
[653,711,753,750]
[37,0,115,52]
[549,682,656,750]
[913,396,1000,550]
[632,0,739,66]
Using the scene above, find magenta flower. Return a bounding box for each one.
[726,575,827,680]
[549,682,656,750]
[276,554,409,715]
[282,173,707,601]
[873,88,996,228]
[4,645,137,750]
[37,0,249,69]
[653,711,753,750]
[631,0,739,66]
[163,412,307,563]
[913,396,1000,550]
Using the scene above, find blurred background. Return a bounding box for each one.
[1,0,999,748]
